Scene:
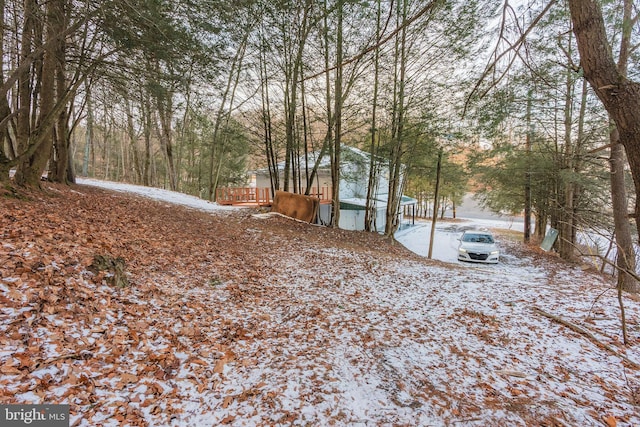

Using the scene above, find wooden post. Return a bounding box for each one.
[428,148,443,259]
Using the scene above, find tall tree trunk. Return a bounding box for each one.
[559,37,575,260]
[175,70,193,192]
[331,0,344,228]
[13,0,37,187]
[124,96,141,183]
[156,87,177,191]
[282,2,311,194]
[607,0,638,296]
[212,39,246,198]
[305,0,334,198]
[572,79,589,248]
[524,89,532,243]
[207,28,249,200]
[15,0,63,188]
[569,0,640,239]
[0,0,12,187]
[301,69,309,194]
[103,116,110,179]
[49,0,70,184]
[610,127,637,294]
[82,85,92,176]
[259,26,278,197]
[142,92,152,187]
[365,0,383,232]
[385,0,408,237]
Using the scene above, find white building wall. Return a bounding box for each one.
[338,210,360,231]
[251,147,409,231]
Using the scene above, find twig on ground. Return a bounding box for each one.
[532,307,640,370]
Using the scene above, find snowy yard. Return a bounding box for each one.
[1,180,639,426]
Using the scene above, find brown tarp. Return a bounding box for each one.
[271,190,319,223]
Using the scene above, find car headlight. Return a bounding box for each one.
[490,250,499,255]
[458,248,467,253]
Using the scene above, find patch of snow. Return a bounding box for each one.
[77,178,238,213]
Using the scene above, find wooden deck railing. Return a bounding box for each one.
[216,186,332,206]
[306,186,332,202]
[216,187,272,206]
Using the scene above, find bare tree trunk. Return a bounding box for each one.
[610,128,637,294]
[305,1,334,198]
[535,210,548,241]
[572,79,589,248]
[0,0,12,187]
[365,0,382,232]
[570,0,638,344]
[212,39,246,198]
[82,85,92,176]
[49,0,71,184]
[124,96,141,183]
[175,70,193,192]
[142,92,152,186]
[524,90,532,243]
[608,0,638,301]
[330,0,344,228]
[259,27,278,197]
[103,115,110,179]
[16,0,65,188]
[117,128,125,182]
[156,86,177,191]
[569,0,640,239]
[13,0,38,187]
[305,132,330,193]
[301,66,310,193]
[207,28,249,200]
[385,0,408,238]
[282,5,307,193]
[558,39,575,260]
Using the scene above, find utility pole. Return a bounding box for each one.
[428,147,443,259]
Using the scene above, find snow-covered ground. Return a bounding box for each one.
[395,218,521,263]
[79,177,518,263]
[77,178,238,213]
[396,191,525,266]
[3,179,639,426]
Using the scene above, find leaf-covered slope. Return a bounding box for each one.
[1,183,638,426]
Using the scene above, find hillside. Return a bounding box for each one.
[1,181,639,426]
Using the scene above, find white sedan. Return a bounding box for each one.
[457,230,500,264]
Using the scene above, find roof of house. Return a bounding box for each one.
[254,145,382,174]
[340,197,387,210]
[340,194,417,210]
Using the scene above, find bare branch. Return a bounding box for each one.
[587,143,614,154]
[302,0,444,82]
[463,0,558,116]
[533,307,640,369]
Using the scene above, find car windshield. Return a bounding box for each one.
[462,233,494,244]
